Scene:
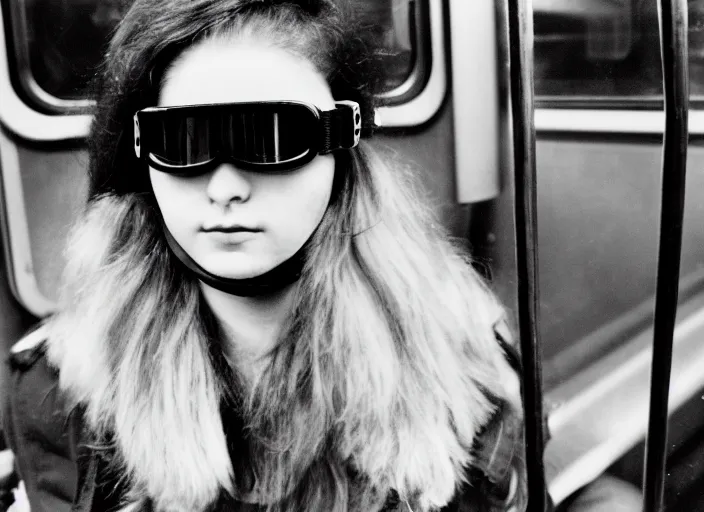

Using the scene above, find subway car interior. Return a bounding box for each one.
[0,0,703,510]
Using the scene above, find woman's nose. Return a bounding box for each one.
[206,164,252,207]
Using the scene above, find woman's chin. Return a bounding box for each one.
[198,255,275,280]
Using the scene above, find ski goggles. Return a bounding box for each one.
[133,100,362,175]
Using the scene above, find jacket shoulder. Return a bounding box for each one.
[4,323,78,512]
[6,324,68,441]
[8,324,50,370]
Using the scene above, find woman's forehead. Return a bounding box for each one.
[158,38,335,110]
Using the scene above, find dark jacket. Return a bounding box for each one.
[3,329,531,512]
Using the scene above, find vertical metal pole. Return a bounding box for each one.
[643,0,689,510]
[507,0,547,510]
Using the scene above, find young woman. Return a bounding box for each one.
[3,0,528,510]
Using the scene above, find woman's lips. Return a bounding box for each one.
[201,225,262,245]
[201,225,262,233]
[203,229,260,245]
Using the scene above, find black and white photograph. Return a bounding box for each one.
[0,0,700,511]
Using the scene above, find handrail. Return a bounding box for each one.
[642,0,690,510]
[507,0,549,509]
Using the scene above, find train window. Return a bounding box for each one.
[4,0,425,114]
[534,0,704,106]
[4,0,123,112]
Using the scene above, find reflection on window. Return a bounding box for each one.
[534,0,704,104]
[356,0,415,93]
[21,0,124,101]
[9,0,420,111]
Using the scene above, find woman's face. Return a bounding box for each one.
[150,37,335,279]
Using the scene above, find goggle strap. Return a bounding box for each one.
[320,101,362,153]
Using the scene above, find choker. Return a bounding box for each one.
[162,227,306,297]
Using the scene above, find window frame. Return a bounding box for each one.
[0,3,91,142]
[531,0,704,134]
[0,0,447,143]
[374,0,446,128]
[0,128,56,317]
[3,0,94,114]
[535,108,704,134]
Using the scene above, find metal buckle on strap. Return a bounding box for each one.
[320,101,362,153]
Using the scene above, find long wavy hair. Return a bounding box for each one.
[45,0,526,511]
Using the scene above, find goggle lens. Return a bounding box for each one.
[150,107,314,166]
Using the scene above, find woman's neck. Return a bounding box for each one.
[200,281,295,380]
